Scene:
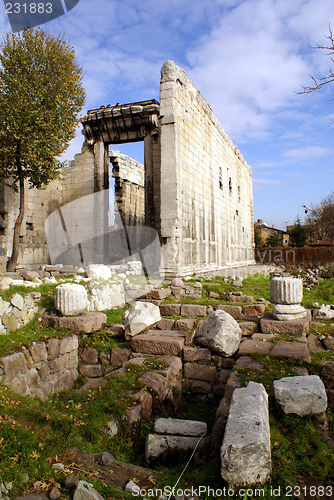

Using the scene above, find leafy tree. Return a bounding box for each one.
[254,226,264,247]
[304,193,334,244]
[0,28,86,271]
[289,215,307,247]
[265,232,282,248]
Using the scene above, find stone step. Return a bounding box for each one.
[131,332,185,356]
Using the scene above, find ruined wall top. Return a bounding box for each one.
[161,60,251,176]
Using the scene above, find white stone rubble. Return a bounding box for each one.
[273,375,327,417]
[122,301,161,340]
[195,310,241,357]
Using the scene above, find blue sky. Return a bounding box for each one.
[1,0,333,230]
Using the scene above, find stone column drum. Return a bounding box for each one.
[54,283,88,316]
[270,277,306,321]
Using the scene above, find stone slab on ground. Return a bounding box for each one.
[145,434,205,461]
[270,341,311,363]
[237,339,273,356]
[259,310,311,335]
[62,447,162,491]
[274,375,327,416]
[234,356,263,371]
[154,418,207,436]
[131,333,185,356]
[220,382,271,487]
[42,313,107,333]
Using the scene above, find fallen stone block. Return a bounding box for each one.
[73,480,104,500]
[131,333,184,356]
[145,434,205,461]
[123,301,161,339]
[195,310,241,357]
[221,381,271,487]
[54,283,88,317]
[274,375,327,417]
[154,418,207,436]
[307,334,326,352]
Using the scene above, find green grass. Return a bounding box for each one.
[2,271,334,498]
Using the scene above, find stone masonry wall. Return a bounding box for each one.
[0,335,79,400]
[0,146,145,266]
[159,61,255,276]
[110,151,145,226]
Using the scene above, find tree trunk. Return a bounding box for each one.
[7,155,25,272]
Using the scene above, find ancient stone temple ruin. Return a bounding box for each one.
[0,61,255,276]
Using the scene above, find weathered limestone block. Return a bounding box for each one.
[47,338,60,360]
[174,318,196,330]
[270,277,306,320]
[273,375,327,417]
[86,282,125,312]
[154,418,207,436]
[28,343,47,363]
[217,305,242,319]
[54,283,88,316]
[183,346,211,363]
[80,348,99,364]
[123,301,161,339]
[180,304,207,317]
[68,350,79,370]
[195,311,241,357]
[60,335,79,354]
[131,333,184,356]
[221,382,271,487]
[184,363,217,382]
[0,352,26,383]
[145,434,205,461]
[239,321,258,336]
[10,294,24,310]
[159,304,181,316]
[49,355,68,374]
[138,372,168,400]
[79,364,103,378]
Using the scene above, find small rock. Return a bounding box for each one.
[125,481,139,494]
[97,451,115,466]
[100,419,118,437]
[49,486,61,500]
[51,463,65,471]
[64,475,79,489]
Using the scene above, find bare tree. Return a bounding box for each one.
[298,25,334,94]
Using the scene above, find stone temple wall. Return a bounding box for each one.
[0,148,145,266]
[159,61,255,276]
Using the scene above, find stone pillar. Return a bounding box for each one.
[54,283,88,317]
[270,277,306,321]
